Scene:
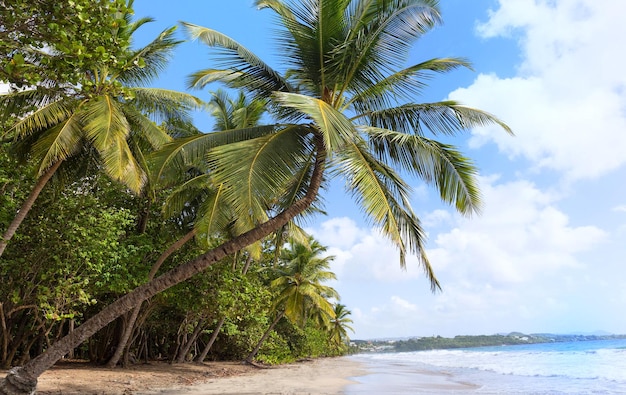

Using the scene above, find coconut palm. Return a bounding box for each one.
[0,1,511,392]
[246,237,338,363]
[0,10,200,257]
[106,90,268,367]
[329,304,354,351]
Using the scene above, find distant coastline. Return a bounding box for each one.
[353,332,626,353]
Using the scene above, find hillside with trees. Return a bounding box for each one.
[354,333,626,353]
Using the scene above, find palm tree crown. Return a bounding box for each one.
[2,13,200,193]
[0,8,201,257]
[181,0,512,291]
[329,303,354,348]
[271,238,338,327]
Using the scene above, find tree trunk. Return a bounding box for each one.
[175,318,205,363]
[241,254,253,275]
[0,160,62,257]
[0,136,325,394]
[105,229,197,368]
[0,303,7,368]
[195,317,226,363]
[246,311,285,363]
[67,320,75,360]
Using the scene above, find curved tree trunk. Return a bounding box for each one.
[175,318,206,363]
[245,311,284,363]
[0,160,62,258]
[105,229,197,368]
[0,137,326,394]
[195,317,225,363]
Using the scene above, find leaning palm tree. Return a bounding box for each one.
[1,1,511,392]
[246,237,338,363]
[106,90,270,367]
[0,10,200,257]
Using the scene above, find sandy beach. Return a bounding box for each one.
[146,357,366,395]
[27,357,365,395]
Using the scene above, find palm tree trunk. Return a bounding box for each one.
[0,137,326,394]
[105,228,197,368]
[195,317,225,363]
[245,311,285,363]
[0,160,62,258]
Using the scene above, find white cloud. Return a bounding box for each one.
[429,177,607,285]
[613,205,626,213]
[422,209,453,228]
[317,175,610,338]
[390,295,418,313]
[313,217,364,250]
[310,218,428,283]
[450,0,626,181]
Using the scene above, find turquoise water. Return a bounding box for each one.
[345,339,626,394]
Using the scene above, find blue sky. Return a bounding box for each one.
[130,1,626,340]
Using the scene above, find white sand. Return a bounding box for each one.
[143,357,366,395]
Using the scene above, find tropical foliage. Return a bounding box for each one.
[0,1,511,393]
[0,5,200,257]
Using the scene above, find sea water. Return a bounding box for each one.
[345,338,626,394]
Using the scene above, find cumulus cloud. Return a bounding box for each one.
[429,177,607,285]
[450,0,626,181]
[310,218,427,282]
[312,175,608,338]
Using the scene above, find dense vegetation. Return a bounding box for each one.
[0,0,511,393]
[0,0,352,371]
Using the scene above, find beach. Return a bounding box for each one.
[23,338,626,394]
[30,357,365,395]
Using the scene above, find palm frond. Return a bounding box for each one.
[208,125,312,227]
[364,126,481,214]
[30,113,84,175]
[195,183,240,245]
[103,138,146,194]
[162,173,213,219]
[182,22,291,96]
[0,88,63,125]
[346,57,472,111]
[129,87,201,123]
[334,137,440,290]
[81,95,146,193]
[82,95,130,151]
[362,100,513,136]
[122,104,171,147]
[185,69,244,90]
[6,97,77,140]
[275,148,326,219]
[332,0,442,95]
[118,26,182,85]
[150,124,278,184]
[273,92,355,153]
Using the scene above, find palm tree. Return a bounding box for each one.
[106,90,268,367]
[0,10,200,257]
[329,304,354,351]
[246,237,338,363]
[1,1,511,392]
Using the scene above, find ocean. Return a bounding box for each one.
[344,338,626,394]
